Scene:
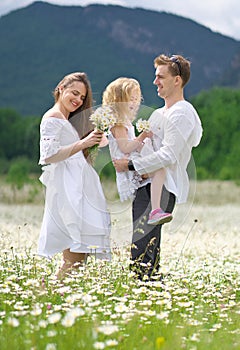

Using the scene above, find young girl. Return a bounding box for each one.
[102,77,172,225]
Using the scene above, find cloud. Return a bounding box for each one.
[121,0,240,39]
[46,0,125,6]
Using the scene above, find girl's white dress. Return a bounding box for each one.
[38,117,111,259]
[108,124,142,201]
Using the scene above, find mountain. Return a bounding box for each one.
[0,1,239,116]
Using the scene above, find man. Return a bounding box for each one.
[113,54,203,279]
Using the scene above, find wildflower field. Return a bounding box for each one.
[0,181,239,350]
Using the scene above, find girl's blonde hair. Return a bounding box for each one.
[102,77,142,124]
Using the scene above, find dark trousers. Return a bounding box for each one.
[131,183,176,278]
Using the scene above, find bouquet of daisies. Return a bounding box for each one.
[136,118,150,132]
[89,106,116,161]
[90,106,116,133]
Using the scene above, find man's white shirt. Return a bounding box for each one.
[133,100,203,203]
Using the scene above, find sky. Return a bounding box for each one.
[1,0,240,41]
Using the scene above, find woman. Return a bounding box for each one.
[38,72,111,279]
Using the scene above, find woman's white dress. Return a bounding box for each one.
[38,117,111,259]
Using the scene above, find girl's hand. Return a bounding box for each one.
[137,130,153,143]
[146,130,153,139]
[142,130,153,139]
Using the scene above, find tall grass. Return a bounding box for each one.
[0,180,239,349]
[0,246,239,350]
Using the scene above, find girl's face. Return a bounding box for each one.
[128,89,141,116]
[59,81,87,114]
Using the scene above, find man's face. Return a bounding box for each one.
[153,65,177,99]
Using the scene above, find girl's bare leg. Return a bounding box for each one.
[151,168,166,210]
[57,249,86,280]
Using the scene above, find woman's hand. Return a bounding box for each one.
[82,130,103,148]
[99,133,109,148]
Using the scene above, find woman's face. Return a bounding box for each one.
[59,81,87,113]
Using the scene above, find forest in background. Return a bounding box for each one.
[1,2,240,193]
[1,86,240,191]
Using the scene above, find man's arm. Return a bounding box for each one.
[133,113,195,175]
[113,158,132,172]
[113,111,195,174]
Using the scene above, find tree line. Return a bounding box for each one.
[1,86,240,183]
[0,109,40,174]
[191,87,240,181]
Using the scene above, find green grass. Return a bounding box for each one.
[0,180,239,349]
[0,246,239,350]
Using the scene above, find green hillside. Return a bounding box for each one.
[0,1,239,116]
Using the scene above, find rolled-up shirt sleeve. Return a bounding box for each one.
[132,112,196,175]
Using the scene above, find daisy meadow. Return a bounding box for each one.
[0,181,239,350]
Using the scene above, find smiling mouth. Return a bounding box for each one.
[71,101,79,108]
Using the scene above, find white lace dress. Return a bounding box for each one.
[38,117,111,259]
[108,124,142,201]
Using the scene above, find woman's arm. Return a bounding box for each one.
[44,130,103,163]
